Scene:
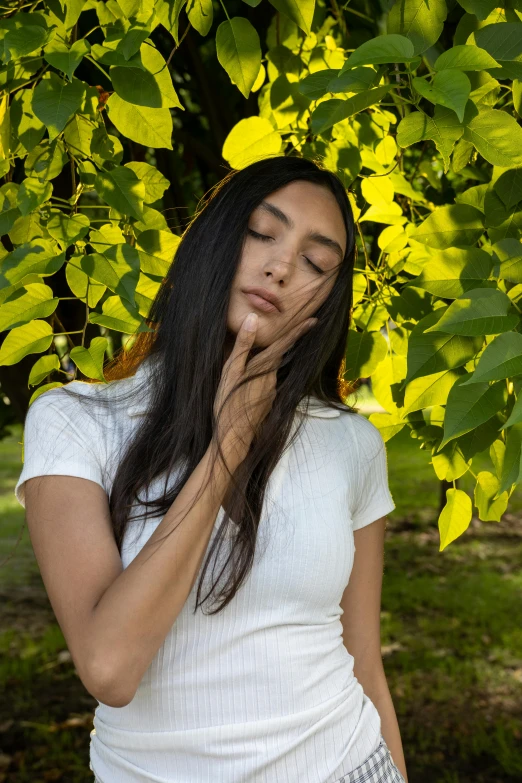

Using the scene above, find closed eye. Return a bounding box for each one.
[247,228,324,274]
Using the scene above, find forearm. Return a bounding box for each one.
[90,439,243,707]
[364,677,408,783]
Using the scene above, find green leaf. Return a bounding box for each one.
[474,23,522,80]
[327,66,381,95]
[424,288,519,336]
[514,79,522,118]
[110,42,183,109]
[413,69,470,123]
[69,336,108,382]
[461,332,522,385]
[90,43,145,69]
[24,138,68,181]
[266,44,303,76]
[18,178,52,216]
[62,0,88,31]
[438,488,472,550]
[115,0,153,16]
[269,74,311,129]
[489,213,522,245]
[396,107,464,172]
[32,73,85,141]
[44,39,91,80]
[310,86,391,135]
[404,367,464,415]
[463,107,522,167]
[133,205,168,232]
[0,319,54,366]
[452,138,474,173]
[3,15,50,62]
[117,24,155,62]
[222,116,282,169]
[412,204,484,248]
[474,470,509,520]
[455,183,488,213]
[94,167,145,220]
[493,169,522,209]
[9,88,45,152]
[0,94,10,160]
[0,281,58,332]
[497,423,522,494]
[297,69,339,100]
[155,0,187,45]
[82,243,141,305]
[438,374,506,451]
[361,175,394,204]
[403,309,484,386]
[494,238,522,282]
[340,34,415,71]
[136,228,180,274]
[106,93,173,149]
[124,162,170,203]
[0,239,66,289]
[88,294,144,333]
[27,353,61,386]
[0,205,20,236]
[501,392,522,430]
[47,212,90,246]
[63,113,96,158]
[456,0,497,20]
[90,126,124,164]
[404,247,493,298]
[344,329,388,379]
[186,0,213,36]
[387,0,448,55]
[216,17,262,99]
[267,0,315,35]
[434,44,500,72]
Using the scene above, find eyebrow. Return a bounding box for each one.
[256,200,345,263]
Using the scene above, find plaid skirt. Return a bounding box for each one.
[93,736,406,783]
[334,736,406,783]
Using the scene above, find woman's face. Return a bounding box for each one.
[226,180,347,350]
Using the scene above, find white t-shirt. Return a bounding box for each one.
[15,357,396,783]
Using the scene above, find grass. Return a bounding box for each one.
[1,408,521,782]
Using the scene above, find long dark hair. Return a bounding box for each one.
[32,155,360,615]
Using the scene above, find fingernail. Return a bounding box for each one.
[244,313,258,331]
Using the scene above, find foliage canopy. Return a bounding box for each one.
[1,0,522,549]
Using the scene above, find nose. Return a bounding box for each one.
[263,250,297,283]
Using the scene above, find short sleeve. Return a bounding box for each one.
[350,414,395,530]
[14,391,106,509]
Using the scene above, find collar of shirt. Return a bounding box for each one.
[125,357,347,419]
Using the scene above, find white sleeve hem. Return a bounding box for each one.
[351,497,396,531]
[15,462,107,509]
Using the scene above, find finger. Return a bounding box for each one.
[224,312,259,375]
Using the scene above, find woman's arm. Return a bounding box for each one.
[340,516,408,781]
[88,438,244,706]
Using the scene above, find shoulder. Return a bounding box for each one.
[24,380,110,439]
[335,409,386,459]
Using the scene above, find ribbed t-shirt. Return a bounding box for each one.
[14,357,396,783]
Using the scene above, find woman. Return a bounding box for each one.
[15,155,406,782]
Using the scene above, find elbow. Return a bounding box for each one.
[85,659,135,709]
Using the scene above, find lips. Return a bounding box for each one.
[241,287,282,313]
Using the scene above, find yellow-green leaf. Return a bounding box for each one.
[216,17,262,99]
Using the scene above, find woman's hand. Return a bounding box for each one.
[213,312,318,468]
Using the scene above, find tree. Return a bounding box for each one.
[1,0,521,549]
